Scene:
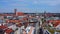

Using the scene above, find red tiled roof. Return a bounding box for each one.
[6,20,22,24]
[0,25,7,29]
[5,28,14,34]
[16,12,24,16]
[48,20,60,27]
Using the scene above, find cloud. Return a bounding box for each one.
[0,0,60,13]
[33,1,38,4]
[0,0,28,7]
[41,0,60,6]
[9,3,28,7]
[0,0,8,2]
[1,0,60,6]
[33,0,60,6]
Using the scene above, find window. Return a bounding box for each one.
[7,16,13,20]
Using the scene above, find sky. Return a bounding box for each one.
[0,0,60,13]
